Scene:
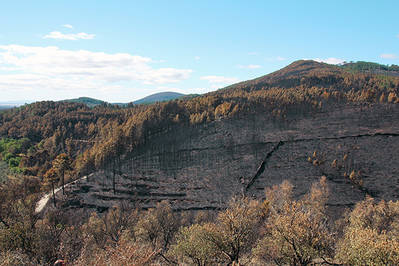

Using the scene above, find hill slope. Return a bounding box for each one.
[340,61,399,76]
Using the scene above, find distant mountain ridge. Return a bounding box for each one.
[133,91,185,104]
[62,92,186,107]
[0,106,12,110]
[0,100,31,110]
[62,97,106,107]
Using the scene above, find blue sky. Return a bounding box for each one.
[0,0,398,102]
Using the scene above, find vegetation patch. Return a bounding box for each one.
[0,138,31,174]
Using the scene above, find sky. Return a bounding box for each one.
[0,0,398,103]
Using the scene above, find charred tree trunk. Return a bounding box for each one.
[61,170,65,195]
[113,159,116,194]
[52,180,56,207]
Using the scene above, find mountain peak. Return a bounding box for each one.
[221,60,344,92]
[257,59,342,80]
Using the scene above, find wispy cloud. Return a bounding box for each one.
[194,56,200,61]
[313,57,345,65]
[380,53,398,59]
[0,45,192,98]
[190,87,212,94]
[248,52,258,56]
[201,75,239,84]
[238,64,261,69]
[201,75,240,88]
[63,24,74,29]
[43,31,95,40]
[265,56,286,62]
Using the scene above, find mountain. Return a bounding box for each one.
[62,92,186,107]
[0,100,31,110]
[62,97,106,107]
[1,60,398,216]
[133,91,185,104]
[219,60,344,93]
[0,105,13,110]
[220,60,399,94]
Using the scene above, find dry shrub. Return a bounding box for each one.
[253,177,334,265]
[170,197,266,265]
[0,250,34,266]
[135,201,180,252]
[75,239,157,266]
[336,197,399,265]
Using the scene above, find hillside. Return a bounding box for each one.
[340,61,399,76]
[0,161,10,183]
[133,91,185,104]
[0,60,398,216]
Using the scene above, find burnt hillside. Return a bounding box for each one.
[61,102,399,217]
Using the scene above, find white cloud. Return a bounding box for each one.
[43,31,95,40]
[380,53,398,59]
[190,87,213,94]
[194,56,200,60]
[238,64,261,69]
[0,45,192,100]
[201,75,239,84]
[248,52,258,56]
[63,24,74,29]
[313,57,345,65]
